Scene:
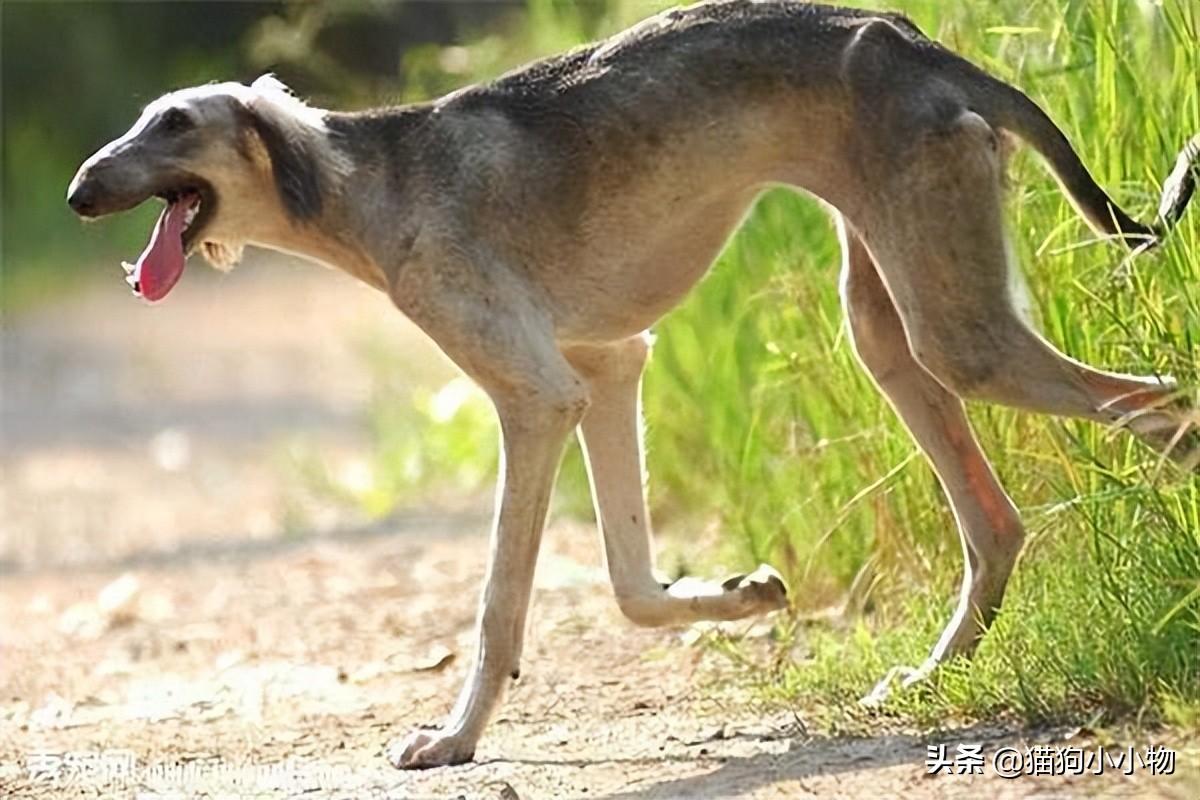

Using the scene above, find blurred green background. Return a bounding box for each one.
[3,0,1198,732]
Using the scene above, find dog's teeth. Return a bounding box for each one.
[121,261,135,275]
[125,274,138,288]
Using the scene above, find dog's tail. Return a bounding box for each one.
[962,66,1199,249]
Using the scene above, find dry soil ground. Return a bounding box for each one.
[2,261,1197,799]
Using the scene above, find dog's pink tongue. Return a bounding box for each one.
[130,198,192,302]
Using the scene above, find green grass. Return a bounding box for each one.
[360,0,1200,733]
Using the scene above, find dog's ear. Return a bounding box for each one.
[237,88,323,221]
[251,73,298,98]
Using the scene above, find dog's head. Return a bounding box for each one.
[66,75,333,301]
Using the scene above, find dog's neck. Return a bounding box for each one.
[251,214,390,291]
[238,104,433,292]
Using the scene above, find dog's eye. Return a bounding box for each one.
[161,108,194,134]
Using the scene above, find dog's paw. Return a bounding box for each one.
[723,564,789,612]
[1119,393,1200,470]
[387,727,476,770]
[860,661,935,707]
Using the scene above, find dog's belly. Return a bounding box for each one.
[536,103,851,344]
[550,187,764,342]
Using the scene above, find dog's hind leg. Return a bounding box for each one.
[836,220,1026,704]
[565,335,788,627]
[848,106,1196,698]
[862,108,1198,465]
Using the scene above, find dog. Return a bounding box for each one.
[68,0,1199,769]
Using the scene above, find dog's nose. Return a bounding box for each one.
[67,180,98,217]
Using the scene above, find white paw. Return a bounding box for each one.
[725,564,789,612]
[387,727,476,770]
[860,661,935,707]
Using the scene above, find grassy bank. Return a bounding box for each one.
[358,0,1200,731]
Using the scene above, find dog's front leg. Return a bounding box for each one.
[566,336,788,627]
[388,385,585,769]
[387,267,588,769]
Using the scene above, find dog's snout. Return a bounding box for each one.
[67,139,156,219]
[67,158,124,218]
[66,177,99,217]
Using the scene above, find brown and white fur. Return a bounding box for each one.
[67,0,1199,769]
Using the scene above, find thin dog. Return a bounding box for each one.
[67,0,1199,769]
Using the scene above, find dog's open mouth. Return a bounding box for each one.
[122,185,212,302]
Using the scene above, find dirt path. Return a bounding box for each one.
[2,262,1195,799]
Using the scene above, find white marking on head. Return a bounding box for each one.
[144,75,329,134]
[248,74,329,130]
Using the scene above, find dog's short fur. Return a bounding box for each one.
[68,0,1199,769]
